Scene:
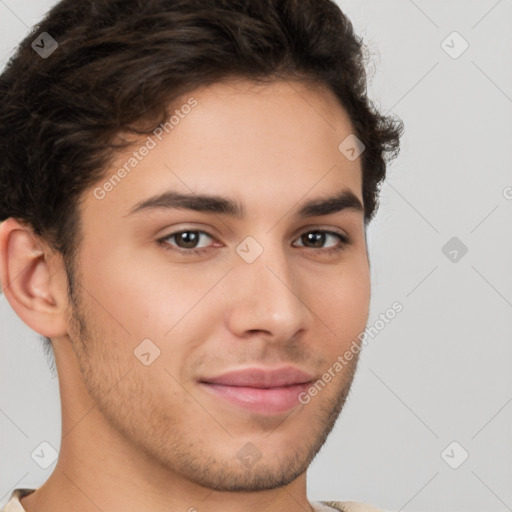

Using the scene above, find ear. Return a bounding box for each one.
[0,218,69,338]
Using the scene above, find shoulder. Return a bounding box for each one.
[317,500,390,512]
[1,488,35,512]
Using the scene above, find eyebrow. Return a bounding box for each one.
[126,188,364,219]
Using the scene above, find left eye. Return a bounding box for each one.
[161,230,214,250]
[293,230,346,249]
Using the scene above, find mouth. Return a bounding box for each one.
[198,366,315,415]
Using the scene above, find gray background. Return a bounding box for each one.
[1,1,511,511]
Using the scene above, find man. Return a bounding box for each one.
[0,0,402,511]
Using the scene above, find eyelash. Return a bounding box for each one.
[156,229,350,256]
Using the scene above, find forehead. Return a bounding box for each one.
[82,79,363,222]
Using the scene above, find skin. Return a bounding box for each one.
[0,79,370,512]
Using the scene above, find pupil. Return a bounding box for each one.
[304,232,325,248]
[178,232,198,248]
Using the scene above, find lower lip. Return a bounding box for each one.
[199,382,311,415]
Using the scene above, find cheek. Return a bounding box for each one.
[80,240,219,341]
[313,259,371,344]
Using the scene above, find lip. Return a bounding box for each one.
[198,366,315,415]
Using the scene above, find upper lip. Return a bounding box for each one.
[199,366,315,388]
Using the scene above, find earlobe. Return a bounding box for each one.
[0,218,69,338]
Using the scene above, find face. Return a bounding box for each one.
[65,79,370,491]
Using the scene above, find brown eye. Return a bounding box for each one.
[294,230,348,251]
[159,230,215,253]
[174,231,202,249]
[301,231,327,248]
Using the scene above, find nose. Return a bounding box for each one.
[224,242,314,343]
